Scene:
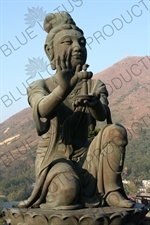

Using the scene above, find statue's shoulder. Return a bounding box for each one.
[27,76,57,95]
[27,79,46,91]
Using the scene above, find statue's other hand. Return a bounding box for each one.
[85,92,101,108]
[73,92,101,109]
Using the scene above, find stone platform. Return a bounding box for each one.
[1,203,148,225]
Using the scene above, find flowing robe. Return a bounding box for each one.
[26,75,123,209]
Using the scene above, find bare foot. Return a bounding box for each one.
[106,191,134,208]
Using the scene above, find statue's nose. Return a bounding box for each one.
[72,44,81,52]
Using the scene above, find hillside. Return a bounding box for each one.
[94,56,149,126]
[0,108,37,201]
[0,56,149,200]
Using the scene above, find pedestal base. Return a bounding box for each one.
[2,203,148,225]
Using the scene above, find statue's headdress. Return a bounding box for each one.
[44,11,76,33]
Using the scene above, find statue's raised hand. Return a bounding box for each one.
[56,49,82,96]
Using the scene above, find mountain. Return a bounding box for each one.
[0,107,39,168]
[0,108,37,201]
[0,56,149,201]
[94,56,150,127]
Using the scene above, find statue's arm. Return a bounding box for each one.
[27,79,67,118]
[38,85,67,117]
[87,99,107,121]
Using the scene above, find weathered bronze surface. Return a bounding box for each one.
[17,11,134,210]
[2,11,148,225]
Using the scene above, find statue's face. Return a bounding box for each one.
[53,29,87,69]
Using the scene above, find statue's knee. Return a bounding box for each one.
[102,124,128,148]
[47,172,80,205]
[62,173,79,204]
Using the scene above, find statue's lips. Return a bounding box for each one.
[72,55,83,60]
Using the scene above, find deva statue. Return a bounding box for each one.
[19,11,134,210]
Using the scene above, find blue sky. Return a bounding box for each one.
[0,0,149,123]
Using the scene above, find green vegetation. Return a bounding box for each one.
[0,159,35,202]
[123,130,150,182]
[0,218,5,225]
[88,128,100,140]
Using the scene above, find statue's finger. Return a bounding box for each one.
[87,71,93,79]
[56,56,61,71]
[66,48,72,69]
[73,100,79,106]
[83,100,89,106]
[61,51,67,69]
[75,64,82,73]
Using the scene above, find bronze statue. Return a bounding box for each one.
[19,11,134,210]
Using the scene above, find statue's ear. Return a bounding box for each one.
[44,44,51,60]
[44,44,56,70]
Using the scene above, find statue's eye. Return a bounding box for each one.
[61,39,72,45]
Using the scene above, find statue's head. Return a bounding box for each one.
[43,11,87,70]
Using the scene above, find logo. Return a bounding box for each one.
[25,57,47,78]
[24,7,47,28]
